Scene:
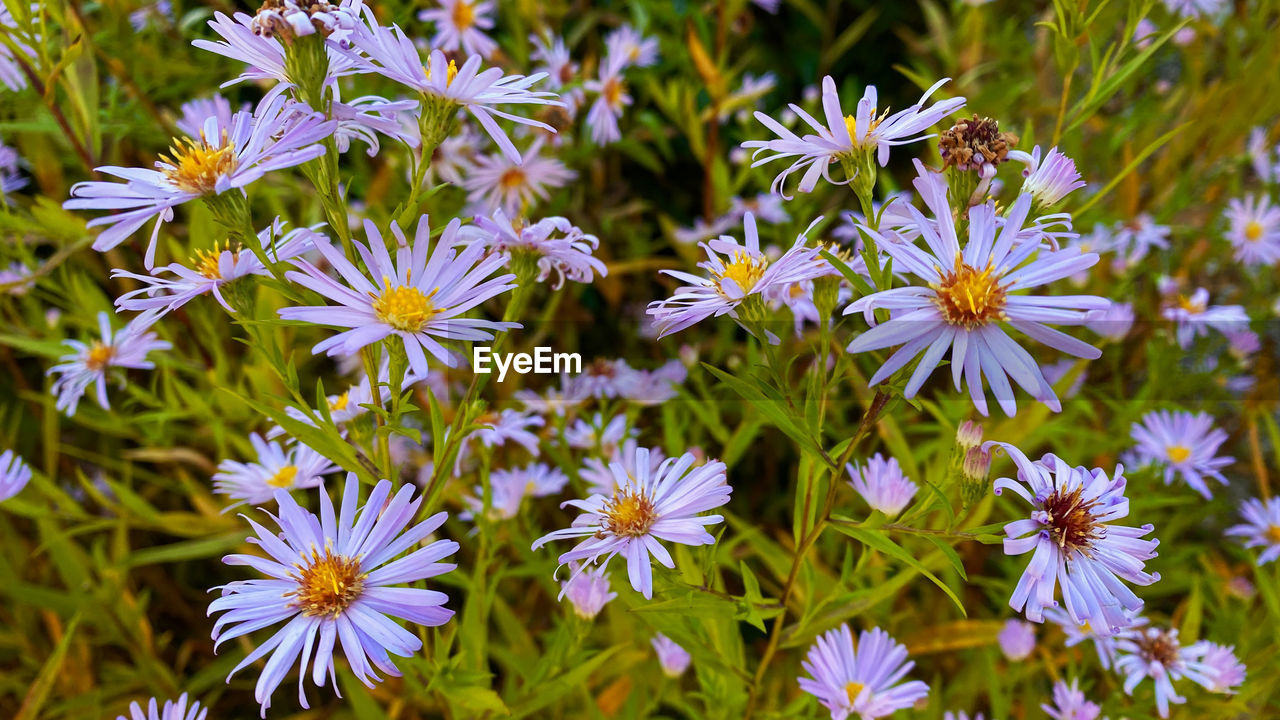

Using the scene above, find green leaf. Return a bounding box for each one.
[830,521,967,616]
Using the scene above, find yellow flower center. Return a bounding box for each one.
[370,277,439,333]
[844,681,865,706]
[190,241,238,279]
[499,167,526,190]
[329,391,350,413]
[1166,445,1192,464]
[1266,525,1280,543]
[1244,220,1264,242]
[933,257,1008,328]
[267,465,299,488]
[603,76,624,106]
[289,547,364,617]
[1176,294,1205,314]
[162,133,238,195]
[425,57,460,86]
[603,490,656,537]
[843,108,889,147]
[86,342,114,371]
[716,251,768,296]
[451,0,475,30]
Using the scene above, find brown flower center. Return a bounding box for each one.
[499,167,526,190]
[1041,486,1103,555]
[933,257,1007,328]
[290,547,365,617]
[86,342,115,372]
[1133,630,1181,667]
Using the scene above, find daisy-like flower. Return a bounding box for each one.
[113,219,320,316]
[532,448,730,599]
[514,374,588,416]
[418,0,497,59]
[64,91,334,268]
[1008,145,1085,209]
[798,624,930,720]
[116,693,207,720]
[652,633,691,677]
[0,450,31,502]
[0,260,32,295]
[844,168,1108,416]
[743,76,965,197]
[194,5,360,86]
[1110,214,1169,271]
[48,311,171,416]
[1247,126,1280,183]
[208,475,459,716]
[1130,410,1232,499]
[1224,194,1280,266]
[1041,679,1101,720]
[997,619,1036,661]
[986,442,1160,630]
[1224,496,1280,565]
[583,55,631,145]
[531,33,578,91]
[647,213,828,343]
[1114,626,1219,719]
[562,562,616,619]
[565,413,631,454]
[462,138,576,215]
[845,454,917,517]
[1045,606,1147,669]
[462,208,605,288]
[1162,288,1249,349]
[469,409,544,455]
[279,215,517,376]
[1197,642,1246,693]
[461,462,568,521]
[347,17,559,160]
[605,24,659,70]
[213,433,340,506]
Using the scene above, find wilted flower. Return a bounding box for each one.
[987,442,1159,630]
[1130,410,1232,499]
[744,76,964,197]
[115,693,207,720]
[997,619,1036,660]
[1225,496,1280,565]
[845,454,917,517]
[533,448,731,599]
[798,624,930,720]
[209,475,458,716]
[1041,679,1101,720]
[48,312,171,416]
[279,215,517,375]
[1114,626,1220,719]
[844,165,1108,416]
[0,450,31,502]
[213,433,339,506]
[418,0,497,59]
[651,633,691,677]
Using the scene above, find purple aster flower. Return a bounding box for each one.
[209,475,458,716]
[275,361,420,434]
[531,33,578,91]
[346,17,559,161]
[1008,145,1085,209]
[743,76,965,197]
[997,618,1036,661]
[729,193,790,225]
[1041,678,1101,720]
[461,208,605,288]
[1247,126,1280,183]
[113,219,320,316]
[116,693,207,720]
[1130,410,1232,499]
[845,167,1108,416]
[461,462,568,521]
[647,213,828,343]
[1110,214,1169,271]
[987,441,1160,630]
[279,215,517,375]
[798,624,930,720]
[176,95,240,138]
[1197,642,1246,693]
[194,6,360,86]
[48,311,171,416]
[64,91,334,268]
[584,57,631,145]
[461,138,576,215]
[1162,288,1249,348]
[1114,626,1219,719]
[845,453,918,517]
[1225,496,1280,565]
[1045,606,1147,669]
[1163,0,1226,18]
[651,633,691,677]
[564,413,632,454]
[0,449,31,502]
[605,24,659,70]
[582,440,666,496]
[514,374,588,416]
[129,0,173,32]
[561,562,617,619]
[418,0,497,59]
[213,432,340,506]
[532,448,730,599]
[1225,194,1280,266]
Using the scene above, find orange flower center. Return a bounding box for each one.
[451,0,475,30]
[1266,525,1280,544]
[289,547,364,617]
[162,133,237,195]
[1244,220,1264,242]
[933,258,1007,328]
[603,490,656,537]
[603,76,624,106]
[499,167,526,190]
[86,342,114,371]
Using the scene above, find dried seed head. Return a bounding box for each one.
[939,115,1018,172]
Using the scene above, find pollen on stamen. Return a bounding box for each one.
[161,132,238,195]
[715,252,769,297]
[603,490,657,537]
[932,256,1008,328]
[370,277,440,332]
[288,547,365,618]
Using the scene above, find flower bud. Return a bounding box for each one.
[960,446,991,508]
[956,420,984,451]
